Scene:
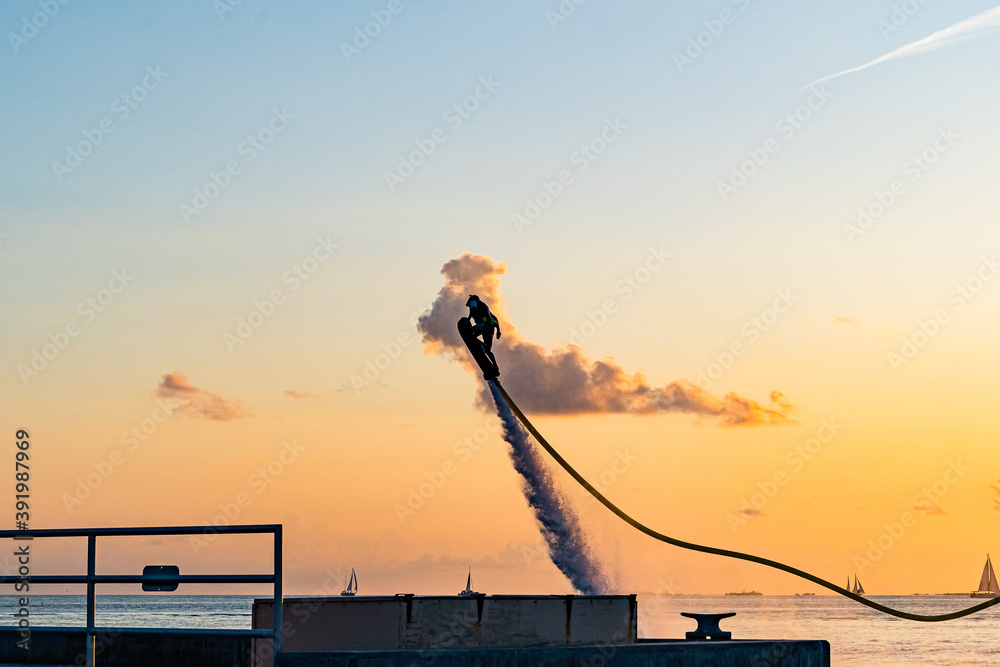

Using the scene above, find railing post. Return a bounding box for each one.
[273,525,283,665]
[86,533,96,667]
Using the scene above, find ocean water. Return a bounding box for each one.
[2,594,998,665]
[0,595,255,631]
[641,594,1000,666]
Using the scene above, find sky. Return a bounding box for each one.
[2,0,1000,600]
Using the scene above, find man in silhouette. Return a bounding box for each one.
[466,294,501,377]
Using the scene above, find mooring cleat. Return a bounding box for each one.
[681,612,735,640]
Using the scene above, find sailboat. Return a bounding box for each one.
[851,575,865,596]
[458,568,478,597]
[341,568,357,597]
[970,554,1000,598]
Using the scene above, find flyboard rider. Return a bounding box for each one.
[465,294,501,377]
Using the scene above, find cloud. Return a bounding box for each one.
[991,479,1000,511]
[914,504,946,516]
[284,389,316,399]
[157,371,249,421]
[807,6,1000,87]
[834,316,857,325]
[739,508,768,517]
[417,254,793,426]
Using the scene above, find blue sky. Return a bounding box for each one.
[4,1,1000,594]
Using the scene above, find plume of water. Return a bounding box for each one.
[488,381,607,594]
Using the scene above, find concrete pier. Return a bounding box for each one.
[0,627,251,666]
[253,594,636,655]
[0,597,831,666]
[252,596,830,667]
[272,640,831,666]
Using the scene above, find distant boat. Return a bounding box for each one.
[724,590,762,596]
[458,568,479,597]
[970,554,1000,598]
[341,568,357,597]
[851,575,865,596]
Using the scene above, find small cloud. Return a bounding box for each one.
[914,504,946,516]
[157,371,249,421]
[284,389,316,399]
[834,316,857,325]
[739,508,768,517]
[351,381,391,393]
[991,478,1000,511]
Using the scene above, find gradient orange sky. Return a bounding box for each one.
[3,2,1000,598]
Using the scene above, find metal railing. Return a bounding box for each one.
[0,524,282,667]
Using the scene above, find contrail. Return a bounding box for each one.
[806,5,1000,87]
[488,381,608,595]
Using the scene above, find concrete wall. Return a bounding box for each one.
[253,595,636,665]
[273,640,832,667]
[0,628,251,666]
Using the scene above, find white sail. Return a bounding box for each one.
[971,555,999,598]
[341,567,357,596]
[459,567,477,596]
[977,560,991,592]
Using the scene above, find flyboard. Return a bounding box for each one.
[458,318,500,379]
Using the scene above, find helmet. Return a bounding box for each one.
[466,295,481,307]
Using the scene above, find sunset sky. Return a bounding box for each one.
[3,1,1000,599]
